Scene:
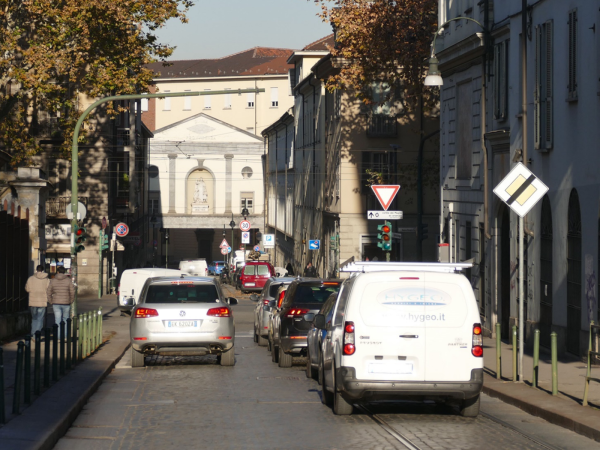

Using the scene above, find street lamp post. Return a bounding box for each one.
[229,214,236,268]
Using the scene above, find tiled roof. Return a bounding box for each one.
[303,34,335,51]
[148,47,294,79]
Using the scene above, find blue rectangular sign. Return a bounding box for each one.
[308,240,320,250]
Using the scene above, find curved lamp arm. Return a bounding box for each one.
[430,17,486,57]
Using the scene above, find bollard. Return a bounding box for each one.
[66,318,72,370]
[78,315,83,361]
[82,313,88,359]
[0,347,5,424]
[551,331,558,395]
[72,315,78,363]
[43,327,50,387]
[512,325,518,382]
[24,335,31,404]
[59,320,65,376]
[12,341,24,414]
[98,307,103,347]
[533,329,540,388]
[495,323,502,380]
[52,324,58,382]
[91,310,96,351]
[34,331,41,396]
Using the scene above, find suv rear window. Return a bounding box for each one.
[268,283,281,298]
[293,284,341,304]
[145,284,219,304]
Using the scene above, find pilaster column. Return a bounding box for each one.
[224,154,234,213]
[168,153,177,213]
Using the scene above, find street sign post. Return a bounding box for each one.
[221,248,228,255]
[494,163,548,384]
[308,240,320,250]
[239,220,251,231]
[253,245,260,252]
[227,246,232,253]
[241,231,250,244]
[219,238,229,249]
[371,185,400,211]
[115,223,129,237]
[263,234,274,248]
[367,210,403,220]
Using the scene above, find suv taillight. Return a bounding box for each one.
[135,308,158,318]
[207,306,231,317]
[287,308,309,318]
[343,321,355,355]
[472,323,483,357]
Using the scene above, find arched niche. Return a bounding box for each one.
[187,169,214,214]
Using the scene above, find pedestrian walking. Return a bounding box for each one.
[47,266,75,326]
[25,265,50,335]
[304,262,317,278]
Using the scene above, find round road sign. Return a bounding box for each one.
[239,220,251,231]
[220,248,228,255]
[227,246,232,253]
[115,222,129,237]
[253,245,260,251]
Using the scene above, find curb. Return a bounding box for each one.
[482,373,600,443]
[0,336,130,450]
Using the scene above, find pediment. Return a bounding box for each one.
[153,113,261,143]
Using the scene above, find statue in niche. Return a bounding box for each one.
[193,178,208,204]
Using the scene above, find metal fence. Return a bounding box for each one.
[0,207,30,315]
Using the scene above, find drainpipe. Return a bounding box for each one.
[482,0,492,240]
[521,0,534,238]
[308,77,319,270]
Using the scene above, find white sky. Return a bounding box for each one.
[154,0,332,60]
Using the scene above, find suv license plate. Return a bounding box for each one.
[167,320,199,328]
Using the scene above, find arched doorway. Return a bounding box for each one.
[540,195,553,348]
[567,189,582,355]
[500,205,511,339]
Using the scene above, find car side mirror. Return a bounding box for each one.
[303,312,315,323]
[249,294,259,302]
[227,297,238,306]
[314,314,326,329]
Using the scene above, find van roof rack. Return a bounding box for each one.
[340,261,473,274]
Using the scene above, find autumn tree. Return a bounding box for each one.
[313,0,437,107]
[0,0,193,165]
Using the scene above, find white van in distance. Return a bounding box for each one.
[179,259,208,277]
[316,262,483,416]
[118,268,185,314]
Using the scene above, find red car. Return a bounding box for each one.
[239,262,275,293]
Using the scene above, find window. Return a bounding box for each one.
[224,88,232,109]
[145,284,219,304]
[568,9,578,100]
[456,81,472,179]
[148,199,159,214]
[204,89,211,109]
[163,90,171,111]
[184,90,191,110]
[241,192,254,213]
[241,167,253,179]
[247,91,255,108]
[270,87,279,107]
[493,40,509,121]
[135,97,149,112]
[534,21,553,151]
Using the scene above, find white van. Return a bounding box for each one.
[179,259,208,277]
[118,268,185,314]
[316,262,483,416]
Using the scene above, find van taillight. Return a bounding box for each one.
[343,321,355,355]
[472,323,483,357]
[135,308,158,318]
[207,307,231,317]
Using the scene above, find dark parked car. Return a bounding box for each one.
[270,278,342,368]
[251,277,295,346]
[305,292,338,381]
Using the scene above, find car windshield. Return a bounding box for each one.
[294,284,341,304]
[145,283,219,304]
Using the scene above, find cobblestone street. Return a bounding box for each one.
[50,297,600,450]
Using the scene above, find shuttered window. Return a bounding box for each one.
[163,90,171,111]
[247,91,255,108]
[204,89,211,109]
[456,81,472,180]
[183,90,191,110]
[568,9,578,100]
[224,88,232,109]
[534,21,553,151]
[270,87,279,107]
[493,40,508,121]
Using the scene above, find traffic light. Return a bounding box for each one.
[419,223,429,241]
[100,231,109,251]
[377,221,392,251]
[74,225,86,252]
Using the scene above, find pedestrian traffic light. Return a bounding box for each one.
[74,225,86,252]
[419,223,429,241]
[377,221,392,251]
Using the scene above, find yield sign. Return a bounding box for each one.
[371,185,400,211]
[219,238,229,249]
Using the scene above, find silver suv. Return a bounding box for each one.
[129,276,238,367]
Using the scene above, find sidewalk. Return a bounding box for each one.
[0,294,131,450]
[482,336,600,441]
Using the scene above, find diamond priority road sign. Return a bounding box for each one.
[371,185,400,211]
[493,163,548,217]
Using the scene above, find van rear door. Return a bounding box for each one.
[350,273,426,382]
[422,272,476,382]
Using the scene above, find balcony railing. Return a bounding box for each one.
[46,197,89,219]
[367,113,397,137]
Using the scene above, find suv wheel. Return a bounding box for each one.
[332,366,353,415]
[131,347,145,368]
[257,333,268,347]
[271,342,279,363]
[220,347,235,366]
[321,358,333,406]
[306,346,317,380]
[278,347,292,368]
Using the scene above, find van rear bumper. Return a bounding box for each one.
[338,367,483,401]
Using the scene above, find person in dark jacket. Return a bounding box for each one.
[304,262,317,278]
[47,266,75,325]
[25,265,50,334]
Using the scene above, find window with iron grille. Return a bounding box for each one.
[534,21,553,151]
[567,9,578,101]
[241,192,254,214]
[493,40,509,121]
[456,81,473,179]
